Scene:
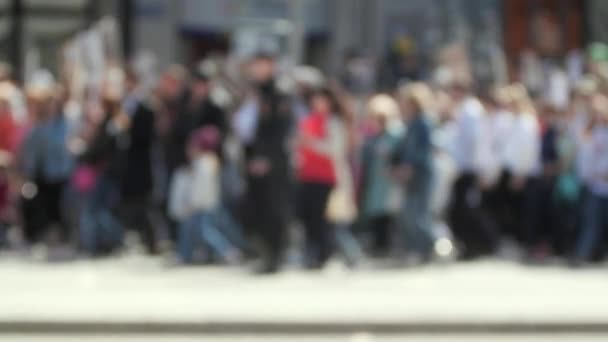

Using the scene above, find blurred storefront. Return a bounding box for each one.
[178,0,329,66]
[0,0,602,84]
[0,0,109,82]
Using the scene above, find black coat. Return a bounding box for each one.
[243,86,294,230]
[80,115,129,183]
[167,97,227,172]
[122,102,156,198]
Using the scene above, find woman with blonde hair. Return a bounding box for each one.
[392,82,435,262]
[359,94,403,257]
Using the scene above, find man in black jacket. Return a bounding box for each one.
[234,54,294,274]
[119,69,159,254]
[167,70,227,173]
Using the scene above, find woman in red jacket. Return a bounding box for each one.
[296,88,342,269]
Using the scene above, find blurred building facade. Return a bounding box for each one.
[0,0,606,82]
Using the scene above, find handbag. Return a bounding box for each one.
[326,187,357,224]
[72,164,99,194]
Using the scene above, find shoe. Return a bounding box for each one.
[254,260,280,275]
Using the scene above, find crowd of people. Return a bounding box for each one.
[1,45,608,273]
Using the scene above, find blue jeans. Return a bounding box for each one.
[576,193,608,261]
[214,206,245,249]
[79,177,124,255]
[334,224,364,266]
[178,211,235,263]
[400,178,434,257]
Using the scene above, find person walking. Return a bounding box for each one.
[119,69,159,255]
[574,94,608,265]
[296,89,339,269]
[445,75,498,259]
[359,94,403,257]
[392,83,435,262]
[234,54,294,274]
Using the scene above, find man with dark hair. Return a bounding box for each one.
[120,68,159,254]
[167,68,227,171]
[234,54,294,274]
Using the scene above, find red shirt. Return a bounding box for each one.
[297,112,336,184]
[0,112,15,153]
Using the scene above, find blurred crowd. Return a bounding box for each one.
[2,40,608,273]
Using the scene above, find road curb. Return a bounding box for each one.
[2,321,608,335]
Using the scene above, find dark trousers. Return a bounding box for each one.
[369,214,393,256]
[449,173,499,258]
[119,195,158,254]
[526,176,559,249]
[491,171,524,241]
[79,176,124,255]
[297,182,333,268]
[244,175,290,270]
[576,192,608,261]
[22,179,68,244]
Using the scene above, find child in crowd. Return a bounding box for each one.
[169,126,241,264]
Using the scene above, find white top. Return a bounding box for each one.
[168,154,220,221]
[232,96,259,144]
[585,126,608,196]
[502,113,540,177]
[577,134,594,187]
[478,110,513,184]
[449,97,485,173]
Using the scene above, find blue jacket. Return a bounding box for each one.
[395,115,434,187]
[21,115,74,182]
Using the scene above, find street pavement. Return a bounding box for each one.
[4,334,608,342]
[1,253,608,335]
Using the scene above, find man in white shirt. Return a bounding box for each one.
[445,77,499,259]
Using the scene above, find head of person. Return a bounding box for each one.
[397,82,433,122]
[572,76,598,112]
[25,84,54,123]
[187,125,221,161]
[248,53,276,87]
[309,88,339,117]
[158,64,187,102]
[485,86,512,113]
[444,71,473,103]
[190,69,212,101]
[508,83,535,116]
[292,66,324,99]
[25,69,56,121]
[434,90,454,123]
[590,92,608,126]
[366,94,399,133]
[101,66,126,116]
[49,84,67,119]
[125,67,139,95]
